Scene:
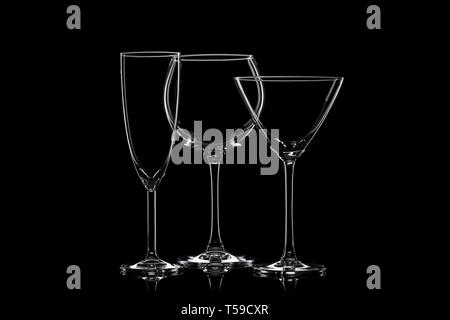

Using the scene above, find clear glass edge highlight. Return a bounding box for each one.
[234,75,344,82]
[181,53,254,61]
[120,51,181,58]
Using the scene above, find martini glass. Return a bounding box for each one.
[119,51,181,279]
[166,54,263,271]
[235,76,343,278]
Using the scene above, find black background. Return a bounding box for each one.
[14,0,416,318]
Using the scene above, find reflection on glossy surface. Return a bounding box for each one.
[254,261,326,279]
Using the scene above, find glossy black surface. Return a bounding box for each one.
[21,1,405,318]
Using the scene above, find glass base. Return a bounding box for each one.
[120,257,181,279]
[177,250,253,271]
[254,259,325,279]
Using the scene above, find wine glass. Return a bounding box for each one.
[119,51,181,279]
[235,76,344,278]
[167,54,263,271]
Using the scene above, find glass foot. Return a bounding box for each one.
[177,250,253,271]
[120,257,181,279]
[254,259,325,279]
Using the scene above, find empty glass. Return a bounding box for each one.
[120,51,181,279]
[235,76,344,278]
[167,54,263,271]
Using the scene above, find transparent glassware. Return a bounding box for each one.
[166,54,263,271]
[119,51,181,279]
[235,76,344,278]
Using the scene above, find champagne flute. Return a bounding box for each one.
[120,51,181,279]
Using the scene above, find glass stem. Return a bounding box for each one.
[145,190,158,260]
[281,160,299,263]
[206,162,225,252]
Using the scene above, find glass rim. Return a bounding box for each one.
[181,53,254,61]
[234,75,343,82]
[120,51,180,58]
